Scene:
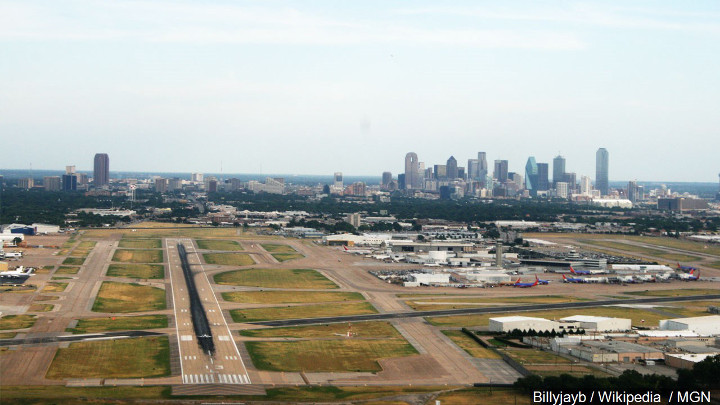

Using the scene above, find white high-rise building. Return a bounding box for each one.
[580,176,592,195]
[556,182,569,199]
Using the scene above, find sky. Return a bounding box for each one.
[1,0,719,182]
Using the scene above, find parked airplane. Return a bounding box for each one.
[535,275,550,285]
[562,274,585,283]
[0,266,34,279]
[616,275,638,284]
[569,266,591,275]
[677,263,698,272]
[678,269,701,281]
[342,246,372,255]
[513,277,539,288]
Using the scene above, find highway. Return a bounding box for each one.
[250,293,720,327]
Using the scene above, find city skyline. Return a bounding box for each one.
[1,1,719,181]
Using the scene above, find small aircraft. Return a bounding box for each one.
[513,277,539,288]
[562,274,585,283]
[535,275,550,285]
[677,263,698,272]
[569,266,591,275]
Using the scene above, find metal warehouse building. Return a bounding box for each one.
[560,315,632,332]
[659,315,720,336]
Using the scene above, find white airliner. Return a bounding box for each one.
[0,266,35,279]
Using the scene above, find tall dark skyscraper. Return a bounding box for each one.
[525,156,538,193]
[493,160,508,183]
[537,163,549,191]
[596,148,609,196]
[404,152,420,189]
[446,156,458,179]
[94,153,110,187]
[477,152,488,182]
[552,155,565,187]
[382,172,392,187]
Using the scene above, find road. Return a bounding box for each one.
[249,294,720,327]
[166,238,251,385]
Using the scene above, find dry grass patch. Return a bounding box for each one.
[0,315,37,330]
[215,268,337,289]
[433,388,531,405]
[272,253,304,262]
[46,336,170,379]
[0,332,17,339]
[118,239,162,249]
[231,302,377,322]
[223,290,363,304]
[441,330,501,359]
[92,281,166,313]
[240,321,401,338]
[62,257,85,266]
[203,252,255,266]
[112,249,163,263]
[196,239,243,251]
[28,304,54,312]
[501,347,571,364]
[55,266,80,275]
[107,264,164,279]
[246,339,418,372]
[624,289,719,297]
[406,295,589,311]
[68,315,168,334]
[42,282,68,293]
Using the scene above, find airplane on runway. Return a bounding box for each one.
[677,263,698,272]
[562,274,585,283]
[569,266,591,275]
[513,277,539,288]
[0,266,35,279]
[535,275,550,284]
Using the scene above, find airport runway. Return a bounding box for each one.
[250,293,720,327]
[166,238,252,385]
[0,330,163,346]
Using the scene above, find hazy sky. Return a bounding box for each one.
[1,1,719,182]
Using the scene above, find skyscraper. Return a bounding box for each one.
[446,156,458,179]
[524,157,538,193]
[334,172,343,189]
[381,172,392,188]
[467,159,479,179]
[493,160,508,183]
[94,153,110,187]
[537,163,549,191]
[596,148,609,196]
[552,155,565,187]
[404,152,420,189]
[477,152,488,179]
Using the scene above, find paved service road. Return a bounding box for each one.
[250,294,720,327]
[166,238,251,385]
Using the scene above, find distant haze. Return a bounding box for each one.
[1,1,719,182]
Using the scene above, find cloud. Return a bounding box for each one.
[0,0,584,49]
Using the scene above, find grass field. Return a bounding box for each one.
[653,300,720,318]
[708,261,720,270]
[240,321,401,338]
[230,302,377,322]
[42,282,68,293]
[624,289,720,297]
[46,336,171,379]
[261,244,297,253]
[427,306,673,328]
[84,225,243,239]
[441,330,501,359]
[196,239,243,251]
[405,295,590,311]
[106,264,165,279]
[526,364,611,378]
[0,332,17,339]
[28,304,54,312]
[0,315,37,330]
[433,388,531,405]
[203,252,255,266]
[272,253,305,262]
[112,249,163,263]
[215,268,338,289]
[68,315,168,334]
[92,281,166,313]
[55,266,80,275]
[501,347,571,364]
[245,339,418,372]
[222,290,363,304]
[35,295,60,301]
[62,257,85,266]
[118,239,162,249]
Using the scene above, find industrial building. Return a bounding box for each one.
[659,315,720,336]
[488,316,572,333]
[559,315,632,332]
[404,272,451,287]
[388,241,473,253]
